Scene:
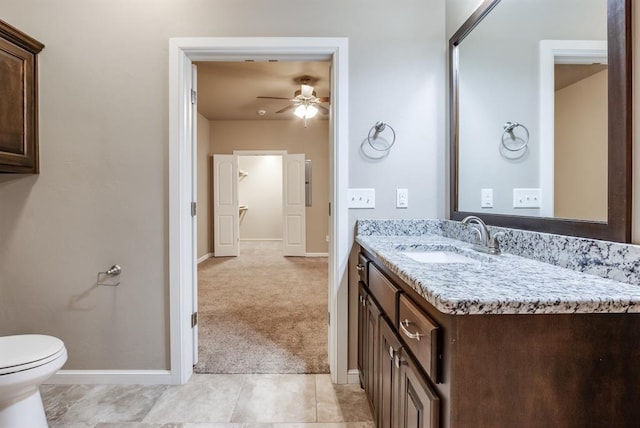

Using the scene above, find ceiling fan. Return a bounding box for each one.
[256,76,330,119]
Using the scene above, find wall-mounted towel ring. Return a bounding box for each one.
[367,121,396,152]
[97,264,121,286]
[501,122,529,152]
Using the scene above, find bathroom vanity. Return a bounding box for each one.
[356,224,640,428]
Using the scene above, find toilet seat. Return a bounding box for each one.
[0,335,66,376]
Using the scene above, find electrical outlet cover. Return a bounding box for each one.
[481,188,493,208]
[396,188,409,208]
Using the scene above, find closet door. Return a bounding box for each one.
[283,154,306,256]
[213,154,239,257]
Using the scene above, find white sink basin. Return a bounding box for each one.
[402,251,479,264]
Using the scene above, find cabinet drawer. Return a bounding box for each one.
[369,263,399,324]
[398,294,439,381]
[357,253,369,284]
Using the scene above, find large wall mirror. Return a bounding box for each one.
[449,0,632,242]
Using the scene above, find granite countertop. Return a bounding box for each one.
[357,234,640,315]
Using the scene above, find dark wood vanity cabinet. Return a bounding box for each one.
[357,247,640,428]
[358,255,440,428]
[0,20,44,174]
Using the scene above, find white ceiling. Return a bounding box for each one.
[194,61,331,121]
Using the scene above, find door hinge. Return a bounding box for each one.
[328,312,330,326]
[190,89,197,105]
[328,202,332,217]
[191,312,198,328]
[191,202,197,216]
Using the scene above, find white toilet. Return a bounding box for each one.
[0,334,67,428]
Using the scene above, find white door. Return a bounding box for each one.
[213,154,239,257]
[283,154,306,256]
[190,64,199,365]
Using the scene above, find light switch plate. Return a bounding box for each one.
[513,188,541,208]
[348,188,375,209]
[396,188,409,208]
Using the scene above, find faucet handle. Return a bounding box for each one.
[488,232,505,255]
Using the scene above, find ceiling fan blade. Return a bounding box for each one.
[318,105,330,115]
[276,104,296,114]
[317,97,330,103]
[257,96,291,100]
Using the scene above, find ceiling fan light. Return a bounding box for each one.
[294,104,319,119]
[294,105,307,118]
[301,84,314,98]
[305,104,319,118]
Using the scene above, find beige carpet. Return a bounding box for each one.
[194,241,329,374]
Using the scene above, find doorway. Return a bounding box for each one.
[538,40,607,218]
[212,151,309,258]
[237,154,285,252]
[168,37,349,384]
[204,127,327,373]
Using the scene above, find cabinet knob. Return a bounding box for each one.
[394,354,406,369]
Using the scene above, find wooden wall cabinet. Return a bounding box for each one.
[0,20,44,173]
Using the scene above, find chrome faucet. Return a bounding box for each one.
[461,216,503,255]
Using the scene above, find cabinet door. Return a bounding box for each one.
[0,21,44,174]
[398,350,440,428]
[365,294,381,423]
[357,282,368,388]
[379,317,403,428]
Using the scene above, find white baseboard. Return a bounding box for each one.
[46,370,174,385]
[347,369,361,384]
[305,252,329,257]
[197,253,213,264]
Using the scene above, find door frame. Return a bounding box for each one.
[168,37,349,384]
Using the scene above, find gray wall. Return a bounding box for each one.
[0,0,446,370]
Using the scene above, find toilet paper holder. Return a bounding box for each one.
[97,264,121,286]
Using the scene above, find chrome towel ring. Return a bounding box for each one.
[501,122,529,152]
[97,264,122,286]
[367,121,396,152]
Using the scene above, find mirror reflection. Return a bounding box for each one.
[456,0,607,221]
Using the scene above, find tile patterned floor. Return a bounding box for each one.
[41,374,373,428]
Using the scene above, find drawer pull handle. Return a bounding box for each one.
[388,346,395,360]
[356,264,366,272]
[400,319,424,341]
